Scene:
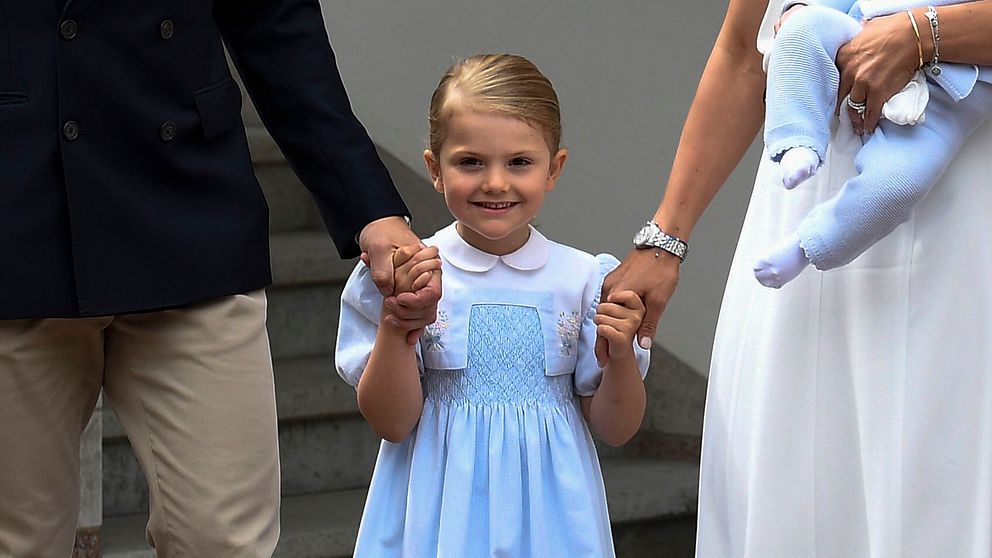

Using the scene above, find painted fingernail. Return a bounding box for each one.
[639,337,653,350]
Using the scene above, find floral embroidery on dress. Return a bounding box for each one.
[557,311,581,356]
[423,310,450,352]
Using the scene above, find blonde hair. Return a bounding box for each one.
[428,53,562,155]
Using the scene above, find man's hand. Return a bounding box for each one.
[359,216,418,296]
[359,216,442,345]
[596,249,680,365]
[594,290,646,364]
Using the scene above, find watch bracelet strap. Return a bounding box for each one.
[645,221,688,262]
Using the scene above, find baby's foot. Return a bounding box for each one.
[779,147,819,190]
[753,236,810,289]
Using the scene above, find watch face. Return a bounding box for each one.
[633,226,651,245]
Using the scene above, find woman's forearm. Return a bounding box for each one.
[912,1,992,66]
[653,0,769,240]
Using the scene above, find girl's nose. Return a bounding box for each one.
[481,170,510,193]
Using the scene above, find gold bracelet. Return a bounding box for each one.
[906,9,925,69]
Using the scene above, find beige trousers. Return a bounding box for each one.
[0,291,280,558]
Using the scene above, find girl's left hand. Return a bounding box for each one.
[594,290,646,362]
[835,11,921,135]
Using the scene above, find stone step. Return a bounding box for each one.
[256,163,326,234]
[269,230,357,288]
[102,456,699,558]
[248,126,452,237]
[267,283,344,361]
[266,230,352,362]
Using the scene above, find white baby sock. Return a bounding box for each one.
[779,147,819,190]
[753,235,810,289]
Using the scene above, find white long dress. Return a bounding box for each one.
[696,3,992,556]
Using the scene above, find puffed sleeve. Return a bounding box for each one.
[334,262,425,387]
[574,254,651,396]
[335,262,382,387]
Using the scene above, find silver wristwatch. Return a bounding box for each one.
[632,221,688,263]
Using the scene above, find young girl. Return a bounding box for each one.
[334,53,650,557]
[753,0,992,288]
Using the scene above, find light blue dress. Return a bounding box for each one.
[335,223,650,557]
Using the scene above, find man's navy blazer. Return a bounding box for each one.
[0,0,409,319]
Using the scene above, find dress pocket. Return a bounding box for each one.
[192,77,243,138]
[420,306,468,371]
[545,313,580,376]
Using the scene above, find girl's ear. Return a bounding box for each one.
[424,149,444,193]
[545,148,568,192]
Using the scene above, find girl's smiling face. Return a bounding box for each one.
[425,109,567,255]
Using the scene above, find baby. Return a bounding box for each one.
[754,0,992,288]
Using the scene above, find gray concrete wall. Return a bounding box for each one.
[319,2,763,375]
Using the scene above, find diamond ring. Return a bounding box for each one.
[847,97,867,115]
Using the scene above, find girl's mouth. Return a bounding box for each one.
[472,201,518,210]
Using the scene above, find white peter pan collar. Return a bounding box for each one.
[432,222,549,272]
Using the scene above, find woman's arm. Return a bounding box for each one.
[838,0,992,133]
[933,0,992,65]
[601,0,769,350]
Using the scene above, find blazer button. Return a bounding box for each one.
[160,122,177,142]
[60,19,78,40]
[160,20,175,40]
[63,121,80,141]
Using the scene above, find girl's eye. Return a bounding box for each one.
[510,158,532,167]
[459,158,483,167]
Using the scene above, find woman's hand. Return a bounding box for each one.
[835,11,921,135]
[598,249,680,361]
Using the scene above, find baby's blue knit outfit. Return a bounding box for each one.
[765,0,992,270]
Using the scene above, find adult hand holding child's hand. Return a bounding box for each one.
[594,289,647,365]
[359,216,442,345]
[378,245,442,344]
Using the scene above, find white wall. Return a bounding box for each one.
[321,2,763,375]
